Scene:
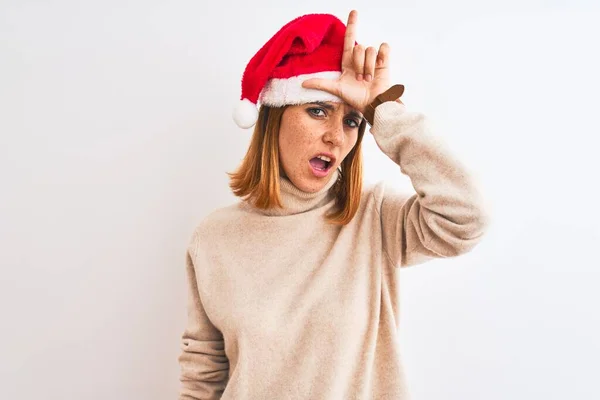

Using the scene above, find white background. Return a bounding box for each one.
[1,1,599,399]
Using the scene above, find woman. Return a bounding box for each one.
[178,10,490,400]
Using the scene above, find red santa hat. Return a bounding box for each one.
[232,13,351,129]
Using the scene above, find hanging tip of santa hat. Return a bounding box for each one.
[233,98,258,129]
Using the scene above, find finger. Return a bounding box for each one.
[353,44,365,80]
[376,42,391,69]
[342,10,358,68]
[301,78,341,97]
[364,46,377,81]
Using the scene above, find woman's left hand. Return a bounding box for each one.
[301,10,394,116]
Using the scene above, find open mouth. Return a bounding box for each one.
[309,157,332,171]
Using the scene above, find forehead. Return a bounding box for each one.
[321,101,354,109]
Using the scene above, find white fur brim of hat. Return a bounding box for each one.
[233,71,343,129]
[259,71,343,106]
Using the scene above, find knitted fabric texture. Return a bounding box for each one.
[179,101,491,399]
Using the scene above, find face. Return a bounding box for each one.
[278,101,362,193]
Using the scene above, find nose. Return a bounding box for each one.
[323,120,345,147]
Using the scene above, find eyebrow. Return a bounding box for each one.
[309,101,364,121]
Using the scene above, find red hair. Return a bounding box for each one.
[227,105,367,225]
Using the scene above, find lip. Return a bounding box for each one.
[309,161,333,178]
[311,152,337,165]
[309,152,336,178]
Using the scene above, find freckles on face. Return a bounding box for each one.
[277,103,359,192]
[278,106,318,177]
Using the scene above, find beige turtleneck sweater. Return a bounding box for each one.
[178,101,491,400]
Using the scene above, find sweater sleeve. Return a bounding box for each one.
[178,228,229,399]
[369,100,491,268]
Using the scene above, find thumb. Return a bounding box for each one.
[301,78,340,97]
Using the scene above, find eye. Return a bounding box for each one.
[345,118,360,128]
[307,107,360,128]
[307,107,326,117]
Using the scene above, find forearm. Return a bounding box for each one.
[371,101,490,264]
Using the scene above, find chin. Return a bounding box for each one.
[283,163,334,192]
[303,176,331,193]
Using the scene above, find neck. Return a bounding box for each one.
[244,169,340,216]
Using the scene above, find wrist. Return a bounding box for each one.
[363,84,405,126]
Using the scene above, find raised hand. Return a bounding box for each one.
[301,10,392,115]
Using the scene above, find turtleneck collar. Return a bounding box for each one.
[243,168,340,217]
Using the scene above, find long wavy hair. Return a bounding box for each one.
[226,104,367,225]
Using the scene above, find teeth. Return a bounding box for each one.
[317,155,331,162]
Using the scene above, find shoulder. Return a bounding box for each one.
[362,180,413,212]
[362,180,389,206]
[186,201,245,255]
